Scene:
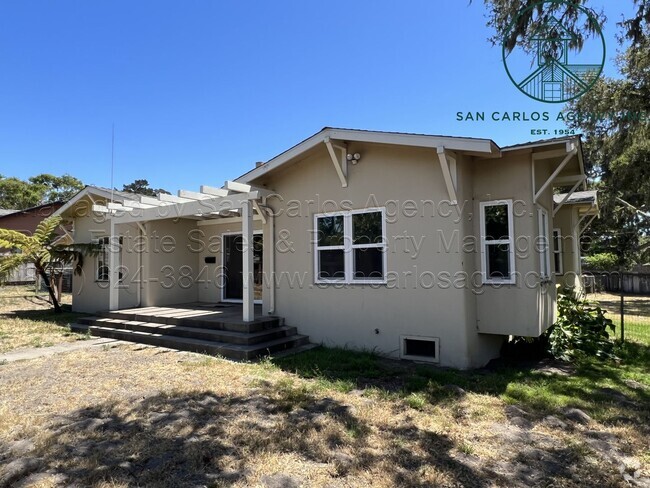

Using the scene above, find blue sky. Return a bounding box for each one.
[0,0,634,193]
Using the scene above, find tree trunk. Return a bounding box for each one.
[36,263,62,314]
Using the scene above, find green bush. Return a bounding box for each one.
[546,287,616,361]
[583,252,619,271]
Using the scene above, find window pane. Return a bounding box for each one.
[318,249,345,279]
[317,216,344,246]
[553,231,561,252]
[352,211,382,244]
[354,247,384,279]
[486,243,510,280]
[484,204,509,240]
[554,253,562,274]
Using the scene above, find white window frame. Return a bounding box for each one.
[95,236,110,282]
[552,227,563,275]
[313,207,387,285]
[538,208,551,280]
[479,199,516,285]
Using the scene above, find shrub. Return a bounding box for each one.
[546,287,616,361]
[583,252,619,271]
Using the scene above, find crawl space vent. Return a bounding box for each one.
[400,336,440,363]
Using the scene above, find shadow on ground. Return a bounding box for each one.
[0,388,509,488]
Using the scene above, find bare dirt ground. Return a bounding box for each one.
[0,343,648,488]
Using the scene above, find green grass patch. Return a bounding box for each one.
[272,344,650,422]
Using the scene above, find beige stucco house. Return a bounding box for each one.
[56,128,597,368]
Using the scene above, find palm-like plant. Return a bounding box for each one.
[0,215,99,313]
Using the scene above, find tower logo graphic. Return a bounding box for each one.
[502,1,606,103]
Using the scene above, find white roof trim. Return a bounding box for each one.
[236,128,499,184]
[54,187,118,217]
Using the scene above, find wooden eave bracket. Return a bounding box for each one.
[552,175,586,217]
[437,146,458,205]
[324,136,348,188]
[534,145,578,203]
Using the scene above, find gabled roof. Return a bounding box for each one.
[553,190,597,205]
[236,127,502,183]
[0,201,63,220]
[54,186,151,217]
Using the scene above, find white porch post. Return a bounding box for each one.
[242,200,254,322]
[108,219,119,311]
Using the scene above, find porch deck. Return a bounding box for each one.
[74,303,313,360]
[114,302,269,326]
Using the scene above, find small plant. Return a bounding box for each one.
[546,287,616,361]
[405,392,427,410]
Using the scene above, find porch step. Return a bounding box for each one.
[80,317,298,345]
[94,310,282,333]
[86,325,310,360]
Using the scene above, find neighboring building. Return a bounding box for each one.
[0,201,66,285]
[56,128,598,368]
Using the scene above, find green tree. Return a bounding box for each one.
[0,176,43,209]
[478,0,650,266]
[29,174,84,203]
[0,216,98,313]
[121,179,170,197]
[0,173,84,210]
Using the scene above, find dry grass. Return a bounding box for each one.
[0,285,87,353]
[0,343,648,487]
[0,288,648,486]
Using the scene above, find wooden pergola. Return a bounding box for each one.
[92,181,271,322]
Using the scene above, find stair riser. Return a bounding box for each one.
[245,336,311,360]
[88,327,309,360]
[94,321,296,345]
[88,327,249,360]
[96,311,281,333]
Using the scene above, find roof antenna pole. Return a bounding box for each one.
[110,123,115,204]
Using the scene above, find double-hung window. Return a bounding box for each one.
[480,200,515,284]
[314,208,386,284]
[538,208,551,279]
[96,236,110,282]
[552,228,563,275]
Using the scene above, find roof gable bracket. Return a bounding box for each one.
[534,145,578,203]
[576,214,598,237]
[324,137,348,188]
[552,175,586,217]
[252,200,267,225]
[437,146,458,205]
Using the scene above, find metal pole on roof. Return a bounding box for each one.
[110,124,115,204]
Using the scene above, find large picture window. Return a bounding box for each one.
[480,200,515,284]
[314,208,386,284]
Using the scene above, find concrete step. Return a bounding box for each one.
[94,311,282,333]
[87,325,310,360]
[84,317,298,345]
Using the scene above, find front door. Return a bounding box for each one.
[223,233,263,302]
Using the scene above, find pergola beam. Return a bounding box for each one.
[104,193,259,224]
[199,185,229,197]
